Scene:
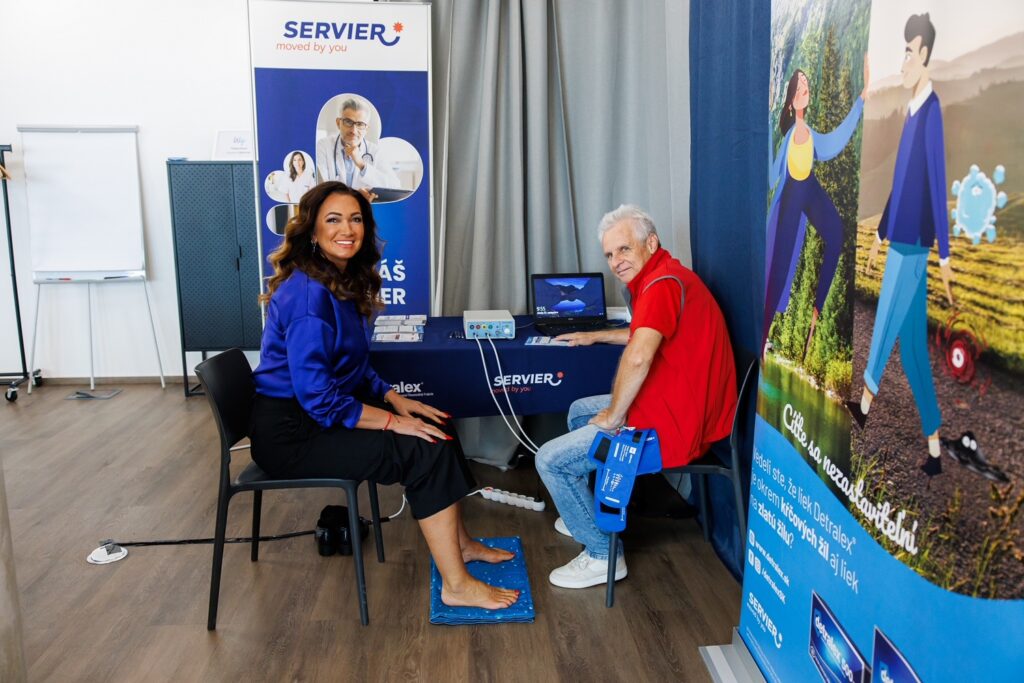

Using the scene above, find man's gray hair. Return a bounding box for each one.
[339,97,367,116]
[597,204,658,243]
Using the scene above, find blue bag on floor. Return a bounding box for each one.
[587,428,662,533]
[429,536,534,625]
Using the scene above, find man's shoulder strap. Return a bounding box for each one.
[626,274,684,316]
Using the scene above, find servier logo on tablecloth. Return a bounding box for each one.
[492,371,565,388]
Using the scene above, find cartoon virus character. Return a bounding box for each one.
[950,164,1007,244]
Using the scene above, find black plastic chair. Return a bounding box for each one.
[605,348,759,607]
[195,349,385,628]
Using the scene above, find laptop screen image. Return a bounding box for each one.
[531,273,607,322]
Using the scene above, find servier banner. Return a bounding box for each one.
[248,0,432,313]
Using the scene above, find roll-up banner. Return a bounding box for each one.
[743,0,1024,680]
[248,0,432,313]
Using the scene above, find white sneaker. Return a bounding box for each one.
[549,550,627,589]
[554,516,572,538]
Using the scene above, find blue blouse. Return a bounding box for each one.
[253,269,391,429]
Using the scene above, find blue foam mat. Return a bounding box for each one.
[429,536,535,625]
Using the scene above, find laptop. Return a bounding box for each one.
[530,272,609,336]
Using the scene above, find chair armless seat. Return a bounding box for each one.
[195,348,385,628]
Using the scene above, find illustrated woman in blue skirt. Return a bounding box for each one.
[762,61,869,359]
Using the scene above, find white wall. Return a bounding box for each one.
[0,0,254,380]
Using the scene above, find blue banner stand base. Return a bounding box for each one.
[699,628,766,683]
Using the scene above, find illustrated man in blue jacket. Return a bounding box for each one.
[848,14,959,477]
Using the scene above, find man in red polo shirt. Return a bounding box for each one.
[535,204,737,589]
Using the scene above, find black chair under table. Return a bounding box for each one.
[195,348,385,628]
[605,348,759,607]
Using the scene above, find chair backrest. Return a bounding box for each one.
[730,347,759,452]
[195,349,255,450]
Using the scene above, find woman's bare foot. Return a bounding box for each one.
[441,577,520,610]
[461,539,515,564]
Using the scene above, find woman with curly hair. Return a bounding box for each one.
[251,182,519,610]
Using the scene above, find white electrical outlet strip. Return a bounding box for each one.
[478,486,546,512]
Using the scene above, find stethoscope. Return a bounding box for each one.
[332,134,374,180]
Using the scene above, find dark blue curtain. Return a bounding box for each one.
[689,0,770,579]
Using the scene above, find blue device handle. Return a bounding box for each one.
[587,428,662,533]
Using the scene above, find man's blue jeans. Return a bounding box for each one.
[535,394,623,560]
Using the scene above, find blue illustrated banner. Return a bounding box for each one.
[742,0,1024,680]
[249,0,433,315]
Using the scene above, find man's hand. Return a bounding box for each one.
[344,143,366,171]
[358,187,378,203]
[555,331,597,346]
[589,408,624,432]
[866,238,882,273]
[554,328,630,346]
[940,260,955,306]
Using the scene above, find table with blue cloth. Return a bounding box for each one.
[369,316,623,418]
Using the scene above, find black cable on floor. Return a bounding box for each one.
[102,515,396,549]
[102,530,315,548]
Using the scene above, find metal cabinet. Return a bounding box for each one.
[167,160,262,395]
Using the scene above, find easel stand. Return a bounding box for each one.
[0,144,42,402]
[27,277,166,395]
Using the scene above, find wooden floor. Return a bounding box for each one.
[1,384,741,682]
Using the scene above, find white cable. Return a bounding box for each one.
[474,338,538,454]
[386,495,408,520]
[487,337,542,452]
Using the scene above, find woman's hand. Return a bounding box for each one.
[388,414,451,443]
[386,390,450,426]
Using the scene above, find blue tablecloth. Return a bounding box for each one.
[369,316,622,418]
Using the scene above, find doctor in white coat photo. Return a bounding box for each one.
[315,96,399,191]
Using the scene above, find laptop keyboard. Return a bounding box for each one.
[535,320,606,336]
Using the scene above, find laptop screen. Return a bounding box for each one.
[531,273,606,321]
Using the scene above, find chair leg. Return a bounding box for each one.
[207,489,231,631]
[699,474,711,543]
[251,490,263,562]
[346,489,370,625]
[605,531,618,608]
[368,483,385,563]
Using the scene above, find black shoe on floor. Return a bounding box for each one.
[920,455,943,477]
[941,431,1009,483]
[845,401,868,429]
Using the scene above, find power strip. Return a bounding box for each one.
[479,487,546,512]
